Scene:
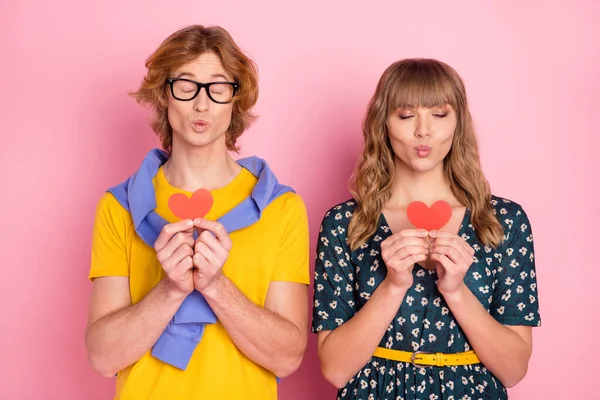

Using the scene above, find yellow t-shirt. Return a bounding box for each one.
[89,166,310,400]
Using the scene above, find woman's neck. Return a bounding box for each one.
[386,160,458,208]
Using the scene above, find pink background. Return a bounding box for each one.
[2,1,598,399]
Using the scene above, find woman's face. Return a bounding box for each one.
[166,51,235,151]
[386,104,457,173]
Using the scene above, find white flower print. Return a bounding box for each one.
[501,289,511,301]
[525,313,535,321]
[367,277,376,287]
[329,301,337,309]
[397,316,406,325]
[496,306,505,315]
[530,283,537,291]
[411,314,418,324]
[435,321,445,330]
[516,285,524,294]
[335,318,344,326]
[479,286,490,294]
[415,283,424,293]
[520,271,527,280]
[521,223,528,232]
[386,381,395,393]
[406,296,415,306]
[472,272,482,280]
[428,334,437,342]
[421,297,429,306]
[386,336,393,348]
[412,328,420,337]
[433,297,441,307]
[370,260,379,272]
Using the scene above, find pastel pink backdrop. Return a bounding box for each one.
[1,1,598,399]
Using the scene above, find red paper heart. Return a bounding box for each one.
[407,200,452,231]
[168,189,214,221]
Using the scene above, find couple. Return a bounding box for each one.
[85,25,541,400]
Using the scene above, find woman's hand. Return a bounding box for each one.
[429,230,476,295]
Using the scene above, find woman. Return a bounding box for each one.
[85,25,309,400]
[312,59,541,399]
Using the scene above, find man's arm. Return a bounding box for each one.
[85,276,187,377]
[202,277,308,378]
[86,219,197,377]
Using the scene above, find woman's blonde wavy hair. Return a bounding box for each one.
[130,25,259,153]
[347,58,503,251]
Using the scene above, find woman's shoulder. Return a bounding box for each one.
[490,194,534,241]
[317,199,359,241]
[320,198,358,226]
[490,195,531,221]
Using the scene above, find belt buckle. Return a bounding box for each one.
[410,351,432,368]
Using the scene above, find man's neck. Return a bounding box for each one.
[162,139,242,192]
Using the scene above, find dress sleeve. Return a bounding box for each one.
[490,202,541,326]
[311,204,357,332]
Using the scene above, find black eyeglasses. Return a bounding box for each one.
[166,78,239,104]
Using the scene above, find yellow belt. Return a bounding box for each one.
[373,347,480,367]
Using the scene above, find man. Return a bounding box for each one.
[85,25,309,400]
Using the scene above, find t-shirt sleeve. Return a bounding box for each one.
[490,202,541,326]
[311,204,357,333]
[88,193,131,280]
[270,193,310,284]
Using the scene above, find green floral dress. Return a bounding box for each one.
[311,196,541,400]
